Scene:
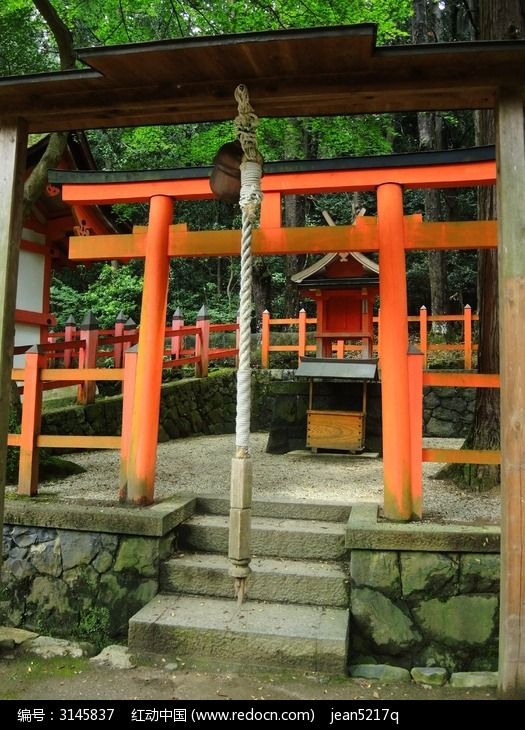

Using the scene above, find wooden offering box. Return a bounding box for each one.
[295,357,378,452]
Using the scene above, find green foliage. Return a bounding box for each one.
[76,606,111,651]
[51,263,144,328]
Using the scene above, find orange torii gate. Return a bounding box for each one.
[52,150,498,520]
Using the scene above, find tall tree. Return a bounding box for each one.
[460,0,524,491]
[413,0,448,332]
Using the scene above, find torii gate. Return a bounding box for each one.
[51,151,498,520]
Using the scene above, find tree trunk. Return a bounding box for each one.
[252,259,272,328]
[440,0,524,490]
[412,0,448,333]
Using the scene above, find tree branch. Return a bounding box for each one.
[32,0,75,70]
[24,1,77,216]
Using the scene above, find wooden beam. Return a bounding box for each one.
[0,118,28,554]
[68,218,498,261]
[422,448,501,465]
[496,89,525,697]
[423,372,500,388]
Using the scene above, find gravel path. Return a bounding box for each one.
[26,433,500,525]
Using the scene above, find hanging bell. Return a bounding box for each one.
[209,139,243,203]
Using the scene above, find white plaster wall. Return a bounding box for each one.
[16,250,45,313]
[14,324,40,367]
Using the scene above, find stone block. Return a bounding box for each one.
[351,551,401,598]
[349,664,411,682]
[425,418,456,437]
[450,671,498,688]
[410,666,448,686]
[59,531,101,571]
[400,552,457,599]
[113,537,159,578]
[351,587,421,655]
[30,538,62,578]
[413,595,498,647]
[459,554,500,593]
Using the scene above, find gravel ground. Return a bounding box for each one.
[23,433,500,525]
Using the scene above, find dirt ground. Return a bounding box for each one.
[0,654,499,701]
[21,432,501,525]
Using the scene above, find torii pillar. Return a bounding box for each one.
[120,195,173,504]
[377,183,415,521]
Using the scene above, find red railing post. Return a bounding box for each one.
[123,316,136,354]
[464,304,472,369]
[298,308,307,360]
[419,305,428,368]
[261,309,270,368]
[119,345,138,501]
[64,314,76,368]
[408,346,424,520]
[77,310,99,405]
[171,307,183,359]
[195,304,210,377]
[47,331,57,368]
[18,346,45,496]
[113,310,127,368]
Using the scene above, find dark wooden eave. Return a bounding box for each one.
[1,25,525,133]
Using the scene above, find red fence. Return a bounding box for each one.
[261,305,478,369]
[9,311,238,496]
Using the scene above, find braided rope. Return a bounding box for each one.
[234,87,263,457]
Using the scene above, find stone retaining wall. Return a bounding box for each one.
[0,525,172,640]
[40,369,476,450]
[349,549,499,672]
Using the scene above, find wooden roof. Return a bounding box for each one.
[1,25,525,133]
[291,251,379,285]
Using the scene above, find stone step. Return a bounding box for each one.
[129,594,349,673]
[161,552,348,607]
[196,496,352,523]
[178,514,347,560]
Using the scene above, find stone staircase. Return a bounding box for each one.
[128,497,351,673]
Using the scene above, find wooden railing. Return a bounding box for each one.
[261,305,478,369]
[9,314,238,496]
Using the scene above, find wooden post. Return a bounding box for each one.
[18,346,45,496]
[171,307,183,359]
[47,331,57,368]
[0,119,28,554]
[126,195,172,505]
[463,304,472,369]
[298,308,307,360]
[77,310,99,405]
[336,339,344,359]
[123,316,136,354]
[361,288,371,358]
[119,345,138,501]
[113,310,127,368]
[377,183,413,521]
[407,346,424,520]
[261,309,270,368]
[64,315,76,369]
[496,89,525,697]
[419,305,428,368]
[195,304,210,377]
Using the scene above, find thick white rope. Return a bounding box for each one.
[229,85,263,604]
[234,88,263,457]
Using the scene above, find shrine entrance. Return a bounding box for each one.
[49,148,498,522]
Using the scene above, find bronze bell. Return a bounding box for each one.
[209,139,243,203]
